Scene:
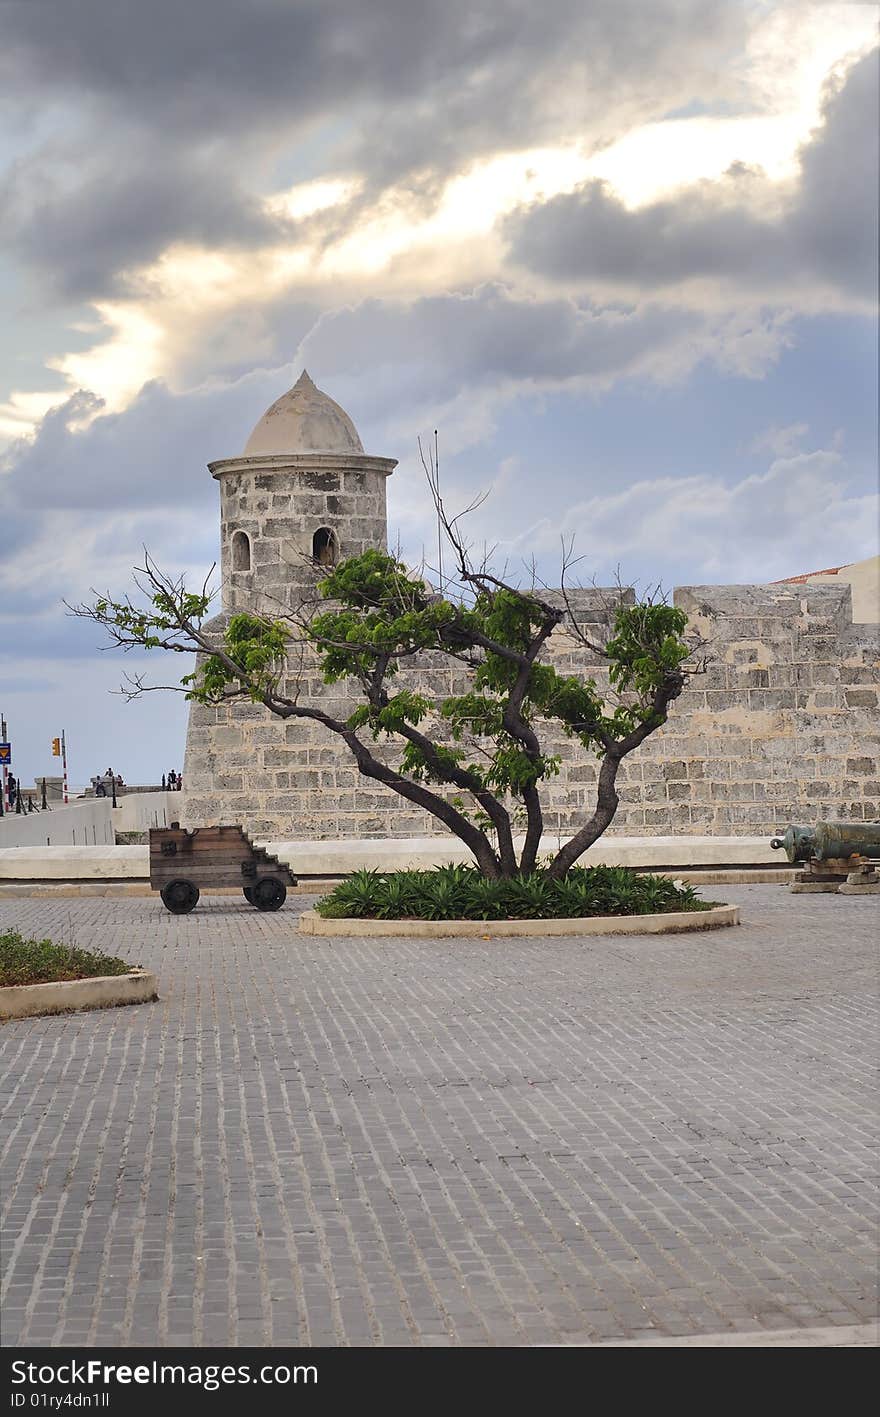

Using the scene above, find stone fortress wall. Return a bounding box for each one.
[182,578,879,840]
[550,580,878,838]
[182,372,879,841]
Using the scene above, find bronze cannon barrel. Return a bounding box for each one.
[770,820,880,864]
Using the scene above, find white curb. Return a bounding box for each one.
[299,903,739,937]
[0,970,158,1021]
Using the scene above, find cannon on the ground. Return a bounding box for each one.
[770,820,880,865]
[770,820,880,893]
[149,823,297,914]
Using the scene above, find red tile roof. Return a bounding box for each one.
[772,565,845,584]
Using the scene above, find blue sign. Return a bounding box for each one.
[0,743,10,766]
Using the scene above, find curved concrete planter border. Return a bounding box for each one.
[299,903,739,938]
[0,970,158,1021]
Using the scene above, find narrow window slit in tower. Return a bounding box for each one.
[312,526,338,567]
[232,529,251,571]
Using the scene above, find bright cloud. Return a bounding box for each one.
[497,447,879,586]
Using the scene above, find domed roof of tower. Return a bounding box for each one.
[243,369,364,456]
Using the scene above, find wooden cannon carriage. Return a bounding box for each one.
[149,823,297,914]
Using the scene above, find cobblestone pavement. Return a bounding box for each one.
[1,886,877,1347]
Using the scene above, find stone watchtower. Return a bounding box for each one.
[181,371,399,836]
[210,369,397,615]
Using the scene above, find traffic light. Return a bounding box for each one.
[51,737,61,756]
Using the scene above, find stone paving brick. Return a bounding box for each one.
[1,885,878,1347]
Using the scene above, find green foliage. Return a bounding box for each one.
[607,603,689,701]
[441,692,505,739]
[185,613,289,703]
[529,671,605,743]
[0,931,136,987]
[311,549,456,683]
[317,547,429,610]
[399,739,467,783]
[93,587,213,651]
[315,865,710,922]
[348,690,432,737]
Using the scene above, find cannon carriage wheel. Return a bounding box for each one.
[250,879,287,911]
[160,880,200,914]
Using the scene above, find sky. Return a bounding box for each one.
[0,0,877,791]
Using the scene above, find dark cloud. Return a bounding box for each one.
[292,284,797,456]
[2,1,739,142]
[1,0,744,297]
[2,151,286,300]
[167,297,320,391]
[794,49,879,300]
[1,372,286,513]
[337,1,744,193]
[507,50,879,303]
[300,284,703,398]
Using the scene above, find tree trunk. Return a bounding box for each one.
[545,752,621,879]
[517,784,544,873]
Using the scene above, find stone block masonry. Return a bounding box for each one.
[644,581,878,836]
[182,579,879,840]
[215,455,394,614]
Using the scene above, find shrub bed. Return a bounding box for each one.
[0,931,137,987]
[315,864,714,922]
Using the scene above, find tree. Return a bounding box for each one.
[71,498,697,880]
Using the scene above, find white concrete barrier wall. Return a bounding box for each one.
[113,792,179,833]
[0,792,176,849]
[0,801,114,848]
[264,834,782,873]
[0,846,149,880]
[0,832,782,880]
